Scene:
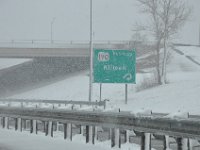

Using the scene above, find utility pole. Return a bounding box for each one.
[51,17,56,44]
[199,23,200,46]
[89,0,93,102]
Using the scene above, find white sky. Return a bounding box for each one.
[0,0,199,44]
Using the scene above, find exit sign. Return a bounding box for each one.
[93,49,136,83]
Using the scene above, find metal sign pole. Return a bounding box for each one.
[100,83,102,101]
[199,23,200,46]
[89,0,93,102]
[125,84,128,104]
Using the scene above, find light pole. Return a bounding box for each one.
[51,17,56,43]
[199,23,200,46]
[89,0,93,102]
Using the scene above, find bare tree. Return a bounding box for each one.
[136,0,191,84]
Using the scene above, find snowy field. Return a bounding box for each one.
[0,129,142,150]
[0,58,30,69]
[176,46,200,63]
[8,46,200,114]
[0,129,110,150]
[0,46,200,149]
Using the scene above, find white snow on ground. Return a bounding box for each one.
[9,70,139,101]
[176,46,200,62]
[0,58,30,69]
[0,46,200,149]
[119,48,200,114]
[0,129,142,150]
[9,46,200,115]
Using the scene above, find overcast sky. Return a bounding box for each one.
[0,0,199,44]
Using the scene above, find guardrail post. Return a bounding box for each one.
[20,102,23,108]
[115,128,120,148]
[141,133,145,150]
[89,126,94,144]
[0,117,2,128]
[67,123,72,141]
[45,121,48,136]
[1,117,4,128]
[92,126,96,144]
[141,132,151,150]
[177,138,183,150]
[111,128,115,147]
[48,121,53,137]
[103,99,107,109]
[17,118,22,132]
[30,120,33,133]
[124,130,129,143]
[14,118,17,130]
[163,135,170,150]
[86,126,95,144]
[177,137,190,150]
[64,123,67,139]
[86,125,89,143]
[5,117,9,129]
[56,122,60,131]
[94,126,98,143]
[80,125,84,135]
[85,125,95,144]
[64,123,72,140]
[23,119,27,130]
[188,139,194,150]
[33,120,37,134]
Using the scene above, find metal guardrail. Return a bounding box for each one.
[0,106,200,149]
[0,107,200,139]
[0,40,133,48]
[0,98,106,108]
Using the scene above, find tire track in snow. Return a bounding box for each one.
[173,48,200,66]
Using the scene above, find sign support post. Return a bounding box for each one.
[100,83,102,101]
[93,49,136,104]
[89,0,93,102]
[125,84,128,104]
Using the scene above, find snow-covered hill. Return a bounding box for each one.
[9,46,200,114]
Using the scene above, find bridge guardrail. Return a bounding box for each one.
[0,106,200,150]
[0,98,106,109]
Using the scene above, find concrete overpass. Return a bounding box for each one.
[0,40,132,58]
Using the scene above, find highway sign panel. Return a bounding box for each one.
[93,49,136,83]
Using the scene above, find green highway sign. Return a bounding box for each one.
[93,49,136,83]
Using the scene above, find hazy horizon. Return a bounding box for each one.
[0,0,199,45]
